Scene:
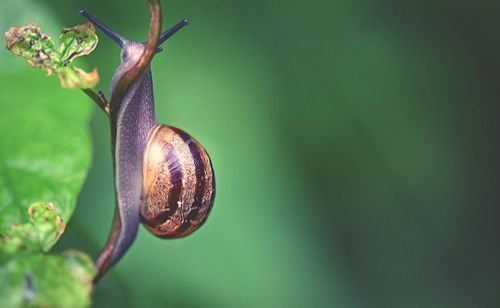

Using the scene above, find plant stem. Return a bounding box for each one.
[92,0,162,284]
[81,89,109,114]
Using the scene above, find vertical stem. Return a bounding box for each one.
[108,0,161,118]
[93,0,162,283]
[81,88,109,114]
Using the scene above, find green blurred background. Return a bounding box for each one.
[2,0,500,307]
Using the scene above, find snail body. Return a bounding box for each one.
[80,8,215,279]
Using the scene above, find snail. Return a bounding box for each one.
[79,3,215,282]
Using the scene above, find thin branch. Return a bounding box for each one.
[81,88,109,114]
[108,0,161,117]
[92,0,162,284]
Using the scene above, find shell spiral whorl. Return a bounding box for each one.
[140,125,215,238]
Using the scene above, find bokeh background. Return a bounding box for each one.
[2,0,500,307]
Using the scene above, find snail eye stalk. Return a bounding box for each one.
[80,10,127,47]
[81,9,188,53]
[158,18,189,45]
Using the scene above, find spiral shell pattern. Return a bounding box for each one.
[140,125,215,238]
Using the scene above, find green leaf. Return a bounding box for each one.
[0,251,96,308]
[58,66,100,89]
[0,203,65,258]
[0,2,97,306]
[0,201,96,307]
[4,22,99,89]
[0,70,96,305]
[0,204,95,306]
[58,23,99,64]
[0,71,92,235]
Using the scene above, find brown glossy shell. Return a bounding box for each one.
[140,125,215,238]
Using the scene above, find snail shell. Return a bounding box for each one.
[141,124,216,238]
